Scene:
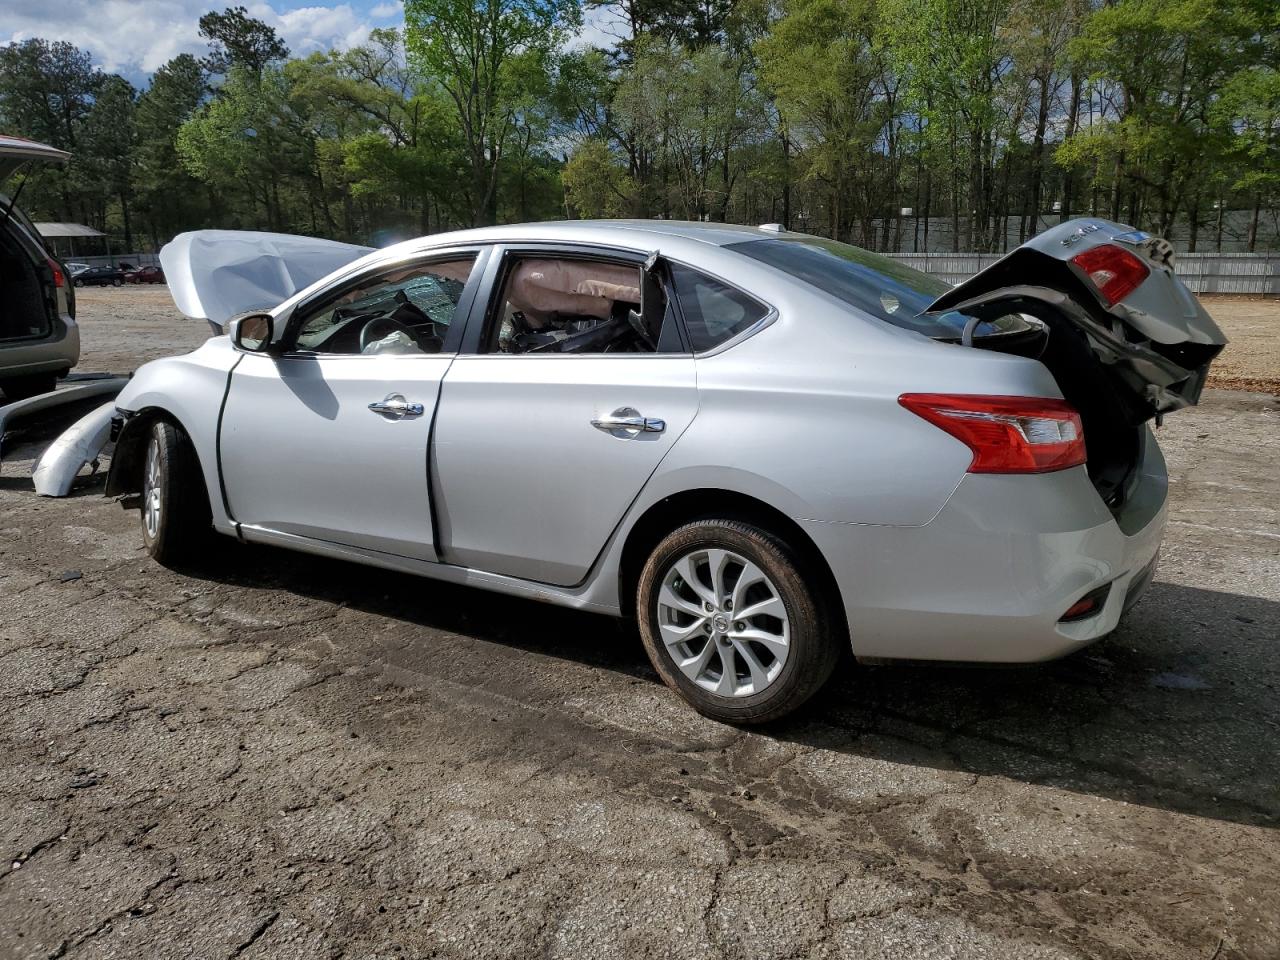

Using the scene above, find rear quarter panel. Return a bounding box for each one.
[651,263,1066,527]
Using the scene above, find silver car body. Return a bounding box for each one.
[108,219,1223,663]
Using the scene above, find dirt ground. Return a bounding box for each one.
[1,287,1278,959]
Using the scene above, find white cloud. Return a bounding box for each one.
[568,2,628,52]
[0,0,385,80]
[369,1,402,18]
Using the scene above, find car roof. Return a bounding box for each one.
[379,219,781,258]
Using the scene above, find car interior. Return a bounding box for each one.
[293,257,477,355]
[491,256,667,354]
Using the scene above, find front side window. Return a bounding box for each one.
[669,264,769,352]
[292,255,476,355]
[487,255,680,354]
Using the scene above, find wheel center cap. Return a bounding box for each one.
[712,614,730,633]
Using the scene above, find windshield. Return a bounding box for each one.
[726,235,1030,339]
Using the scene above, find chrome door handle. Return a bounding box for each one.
[368,393,424,419]
[591,407,666,434]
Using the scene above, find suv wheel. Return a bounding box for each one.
[636,519,841,724]
[140,420,212,566]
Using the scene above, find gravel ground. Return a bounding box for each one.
[0,287,1278,959]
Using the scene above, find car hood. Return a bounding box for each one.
[0,134,70,183]
[161,230,374,327]
[927,218,1226,420]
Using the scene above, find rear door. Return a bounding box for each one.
[927,218,1226,419]
[431,244,699,586]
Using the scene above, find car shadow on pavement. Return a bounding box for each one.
[191,539,1279,830]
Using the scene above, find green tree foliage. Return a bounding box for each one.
[199,5,290,76]
[403,0,581,225]
[0,0,1275,251]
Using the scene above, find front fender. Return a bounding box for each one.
[108,339,238,528]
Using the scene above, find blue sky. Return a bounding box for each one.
[0,0,622,87]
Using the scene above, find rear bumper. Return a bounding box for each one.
[0,315,80,379]
[805,428,1168,663]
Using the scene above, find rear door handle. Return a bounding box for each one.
[591,407,665,434]
[369,393,425,419]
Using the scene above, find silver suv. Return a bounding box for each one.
[0,135,79,401]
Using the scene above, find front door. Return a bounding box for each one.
[218,252,483,561]
[431,246,699,585]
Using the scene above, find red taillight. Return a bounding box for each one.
[899,394,1087,474]
[46,257,65,288]
[1070,244,1148,306]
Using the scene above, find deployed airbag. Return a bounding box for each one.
[507,259,640,324]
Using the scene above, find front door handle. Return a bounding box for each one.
[591,407,666,434]
[368,393,425,419]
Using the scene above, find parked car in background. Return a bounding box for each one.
[66,261,90,276]
[0,134,79,401]
[125,264,165,284]
[101,218,1224,723]
[74,264,125,287]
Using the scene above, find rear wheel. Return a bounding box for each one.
[139,420,212,566]
[636,519,840,724]
[112,277,122,287]
[0,372,57,401]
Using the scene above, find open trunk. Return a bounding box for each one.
[1,135,69,346]
[0,222,53,343]
[927,219,1227,511]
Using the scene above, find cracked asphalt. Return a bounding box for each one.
[1,288,1278,959]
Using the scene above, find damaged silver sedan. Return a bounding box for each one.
[93,219,1223,722]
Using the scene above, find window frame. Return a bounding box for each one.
[460,243,691,358]
[457,241,777,359]
[665,260,776,357]
[279,245,491,358]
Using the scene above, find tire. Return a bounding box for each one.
[636,519,841,724]
[0,372,57,401]
[112,278,122,287]
[139,419,213,567]
[74,278,83,287]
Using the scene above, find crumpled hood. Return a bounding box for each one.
[161,230,374,326]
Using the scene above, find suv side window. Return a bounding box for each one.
[292,256,476,355]
[670,264,768,352]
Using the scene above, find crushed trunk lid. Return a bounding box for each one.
[927,218,1226,422]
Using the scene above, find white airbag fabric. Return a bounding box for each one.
[161,230,374,326]
[506,259,640,323]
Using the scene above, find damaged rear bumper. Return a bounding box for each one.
[804,429,1168,663]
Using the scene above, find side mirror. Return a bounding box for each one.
[231,313,274,353]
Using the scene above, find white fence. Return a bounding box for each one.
[888,252,1280,295]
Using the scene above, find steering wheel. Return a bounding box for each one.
[359,315,425,353]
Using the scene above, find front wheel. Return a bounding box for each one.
[140,420,212,566]
[112,278,122,287]
[636,519,841,724]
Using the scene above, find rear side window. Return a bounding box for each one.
[670,264,768,352]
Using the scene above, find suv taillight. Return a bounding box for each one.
[899,394,1087,474]
[1070,244,1148,306]
[46,256,65,288]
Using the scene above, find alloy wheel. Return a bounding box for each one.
[143,438,162,539]
[655,547,790,697]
